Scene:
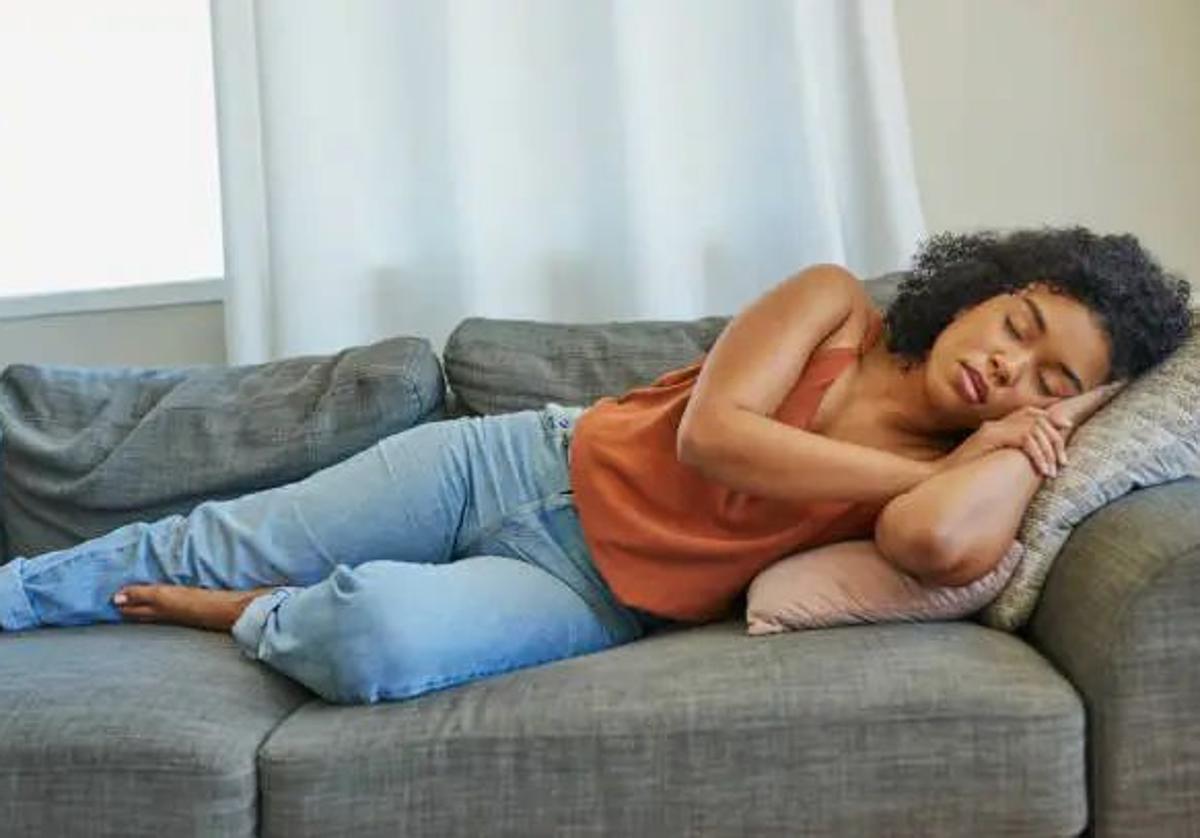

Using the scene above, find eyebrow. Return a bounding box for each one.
[1023,296,1084,394]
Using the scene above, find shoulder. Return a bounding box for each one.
[793,265,879,354]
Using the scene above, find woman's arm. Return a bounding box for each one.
[875,381,1127,585]
[682,408,938,505]
[875,446,1040,585]
[679,264,937,505]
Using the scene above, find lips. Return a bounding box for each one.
[960,362,988,404]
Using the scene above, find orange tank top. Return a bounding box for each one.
[568,307,888,623]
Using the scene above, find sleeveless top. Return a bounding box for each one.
[567,306,888,623]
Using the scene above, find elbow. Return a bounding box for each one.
[873,503,960,583]
[677,429,710,472]
[677,415,721,470]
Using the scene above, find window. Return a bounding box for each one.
[0,1,223,308]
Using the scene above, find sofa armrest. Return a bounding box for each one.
[1024,477,1200,838]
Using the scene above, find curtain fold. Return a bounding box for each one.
[211,0,925,364]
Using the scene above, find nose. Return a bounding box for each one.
[989,351,1028,387]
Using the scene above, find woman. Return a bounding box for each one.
[0,226,1191,704]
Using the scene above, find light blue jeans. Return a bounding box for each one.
[0,404,678,704]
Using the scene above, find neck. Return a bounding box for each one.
[854,340,962,439]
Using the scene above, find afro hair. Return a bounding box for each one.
[882,225,1193,382]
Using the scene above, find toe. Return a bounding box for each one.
[114,584,155,605]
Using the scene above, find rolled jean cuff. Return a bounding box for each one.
[230,587,295,659]
[0,558,39,631]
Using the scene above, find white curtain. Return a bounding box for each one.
[210,0,925,364]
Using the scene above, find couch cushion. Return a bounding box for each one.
[441,273,905,417]
[442,314,729,415]
[0,623,313,837]
[256,619,1085,837]
[0,336,445,561]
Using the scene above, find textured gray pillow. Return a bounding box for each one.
[442,315,729,416]
[0,336,445,561]
[978,313,1200,632]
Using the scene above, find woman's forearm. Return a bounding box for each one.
[876,446,1044,584]
[680,408,936,505]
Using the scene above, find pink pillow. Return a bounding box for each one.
[745,539,1024,636]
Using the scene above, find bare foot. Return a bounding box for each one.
[113,584,277,632]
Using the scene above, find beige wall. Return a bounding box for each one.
[3,0,1196,367]
[0,302,225,367]
[895,0,1200,287]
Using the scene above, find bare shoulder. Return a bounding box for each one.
[801,265,878,354]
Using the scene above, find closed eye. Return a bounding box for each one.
[1005,317,1054,396]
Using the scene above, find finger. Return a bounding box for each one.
[1032,426,1060,476]
[1028,428,1057,476]
[1023,438,1053,477]
[1048,411,1073,430]
[1037,416,1068,465]
[1033,425,1060,475]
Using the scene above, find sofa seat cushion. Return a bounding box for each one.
[257,619,1086,838]
[0,624,313,837]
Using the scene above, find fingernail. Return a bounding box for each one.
[113,592,127,605]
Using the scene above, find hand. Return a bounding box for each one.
[933,380,1128,479]
[936,405,1072,478]
[1045,379,1127,430]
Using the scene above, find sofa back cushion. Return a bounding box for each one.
[0,337,445,561]
[443,272,905,415]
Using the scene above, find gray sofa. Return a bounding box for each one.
[1,276,1197,837]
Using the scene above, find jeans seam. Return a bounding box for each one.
[19,522,150,585]
[455,408,573,558]
[454,491,568,559]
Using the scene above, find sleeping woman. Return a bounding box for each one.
[0,226,1191,705]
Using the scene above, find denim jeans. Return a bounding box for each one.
[0,404,677,704]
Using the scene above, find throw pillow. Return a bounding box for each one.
[977,313,1200,631]
[0,336,445,561]
[746,539,1024,635]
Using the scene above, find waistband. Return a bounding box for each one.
[542,402,586,465]
[542,401,586,427]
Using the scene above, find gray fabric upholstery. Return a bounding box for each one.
[8,268,1196,837]
[0,336,445,561]
[258,618,1085,838]
[441,272,905,417]
[1026,478,1200,838]
[442,314,729,415]
[0,623,313,837]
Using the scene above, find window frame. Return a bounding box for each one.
[1,2,229,323]
[0,277,224,322]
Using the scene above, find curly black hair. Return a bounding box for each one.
[883,226,1193,382]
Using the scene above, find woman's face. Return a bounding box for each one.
[924,282,1112,425]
